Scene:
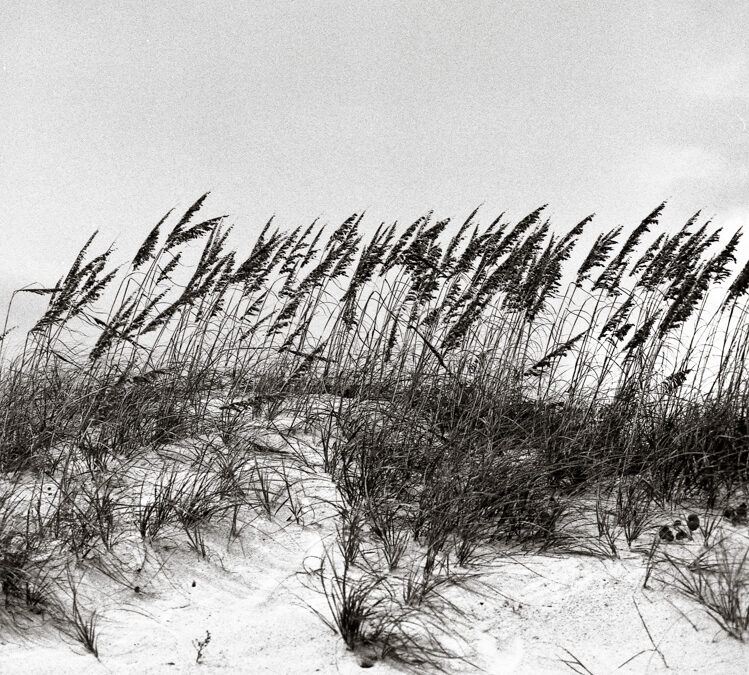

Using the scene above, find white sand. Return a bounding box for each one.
[1,415,747,674]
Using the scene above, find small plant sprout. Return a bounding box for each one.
[193,630,212,664]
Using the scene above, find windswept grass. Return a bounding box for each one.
[1,195,748,661]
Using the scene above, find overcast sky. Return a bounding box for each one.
[1,1,748,303]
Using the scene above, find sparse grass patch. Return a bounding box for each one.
[661,539,749,640]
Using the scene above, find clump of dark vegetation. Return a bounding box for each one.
[1,195,748,665]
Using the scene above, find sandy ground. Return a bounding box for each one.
[1,413,748,674]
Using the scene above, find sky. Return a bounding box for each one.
[1,1,748,317]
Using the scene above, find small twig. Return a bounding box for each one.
[633,597,668,669]
[616,649,649,669]
[559,646,596,675]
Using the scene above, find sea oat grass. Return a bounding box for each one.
[1,196,749,656]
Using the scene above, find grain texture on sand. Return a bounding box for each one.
[1,416,747,673]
